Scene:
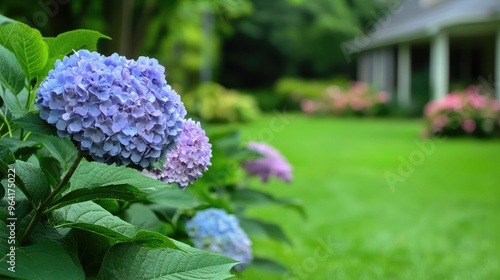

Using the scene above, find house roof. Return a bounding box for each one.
[355,0,500,51]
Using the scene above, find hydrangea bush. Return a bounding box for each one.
[0,20,301,279]
[423,86,500,138]
[300,81,390,116]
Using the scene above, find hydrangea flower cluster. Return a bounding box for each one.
[242,142,293,183]
[186,208,253,271]
[154,119,212,188]
[36,50,186,167]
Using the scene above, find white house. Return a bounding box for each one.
[348,0,500,110]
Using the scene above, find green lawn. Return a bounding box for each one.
[213,114,500,280]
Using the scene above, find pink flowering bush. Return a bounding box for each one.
[423,86,500,138]
[300,81,390,116]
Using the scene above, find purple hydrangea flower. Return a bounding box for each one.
[242,142,293,183]
[36,50,186,168]
[154,119,212,188]
[186,208,253,271]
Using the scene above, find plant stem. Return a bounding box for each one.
[20,154,83,245]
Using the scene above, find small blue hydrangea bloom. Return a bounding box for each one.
[186,208,253,271]
[155,119,212,189]
[36,50,186,168]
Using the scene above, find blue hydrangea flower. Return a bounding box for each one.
[242,142,293,183]
[186,208,253,271]
[155,119,212,188]
[36,50,186,168]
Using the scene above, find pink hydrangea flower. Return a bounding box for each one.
[242,142,292,184]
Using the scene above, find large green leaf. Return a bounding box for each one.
[0,23,48,83]
[13,112,58,136]
[10,160,50,207]
[0,44,25,94]
[121,204,162,232]
[29,133,77,170]
[49,184,147,211]
[53,201,178,249]
[64,161,201,209]
[148,187,202,210]
[231,188,306,218]
[239,217,292,245]
[69,161,166,191]
[97,242,238,280]
[44,29,110,58]
[0,222,85,279]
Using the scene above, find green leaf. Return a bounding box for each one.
[53,201,178,249]
[97,242,238,280]
[0,158,30,202]
[0,229,85,279]
[13,112,57,135]
[44,29,110,58]
[239,217,292,245]
[0,137,38,155]
[66,161,201,210]
[49,184,147,211]
[121,204,162,232]
[69,229,113,277]
[10,160,50,207]
[251,257,290,274]
[0,145,15,163]
[30,133,77,170]
[69,161,166,191]
[148,187,202,210]
[231,188,306,218]
[0,23,48,83]
[0,87,28,118]
[0,44,25,94]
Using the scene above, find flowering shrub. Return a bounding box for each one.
[243,142,293,183]
[0,20,300,279]
[182,82,260,123]
[300,81,390,116]
[423,86,500,138]
[186,208,253,271]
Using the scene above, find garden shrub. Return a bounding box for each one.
[0,18,300,279]
[182,82,260,123]
[423,86,500,138]
[273,77,351,111]
[300,81,391,117]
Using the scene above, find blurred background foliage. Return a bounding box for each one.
[0,0,396,124]
[0,0,390,92]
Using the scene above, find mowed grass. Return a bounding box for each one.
[210,114,500,280]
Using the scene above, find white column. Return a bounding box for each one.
[376,49,386,90]
[430,32,449,99]
[397,44,411,107]
[495,29,500,100]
